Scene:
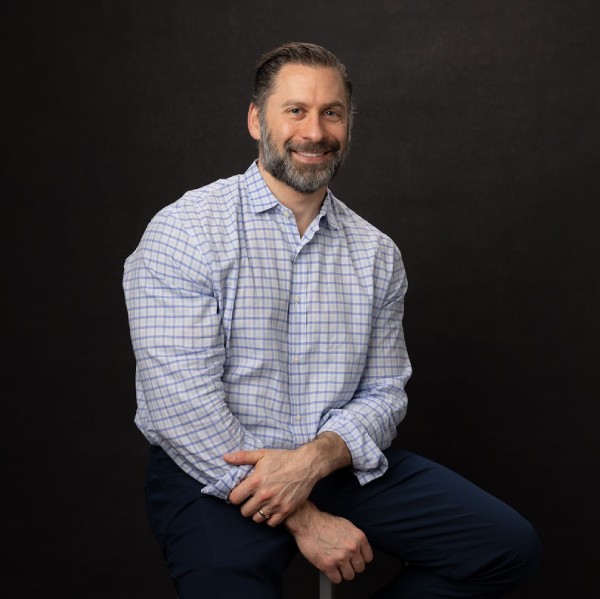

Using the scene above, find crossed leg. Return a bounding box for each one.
[310,449,541,598]
[146,446,540,598]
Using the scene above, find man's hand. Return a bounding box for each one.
[285,501,373,583]
[225,447,319,526]
[225,432,352,526]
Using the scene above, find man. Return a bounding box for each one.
[123,42,540,598]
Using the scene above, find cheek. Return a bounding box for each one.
[322,122,347,140]
[279,123,299,141]
[335,123,349,141]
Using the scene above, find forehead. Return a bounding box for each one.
[269,64,347,108]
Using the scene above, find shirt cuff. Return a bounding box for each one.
[318,410,389,485]
[201,464,254,501]
[199,434,265,501]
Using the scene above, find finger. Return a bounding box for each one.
[240,496,260,516]
[339,561,356,581]
[266,513,286,527]
[350,556,366,574]
[251,507,272,524]
[252,512,266,524]
[361,539,374,563]
[239,490,273,516]
[228,479,256,505]
[264,507,289,527]
[223,450,264,465]
[324,567,342,584]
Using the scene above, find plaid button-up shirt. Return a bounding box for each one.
[123,162,411,500]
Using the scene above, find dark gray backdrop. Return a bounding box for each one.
[4,1,599,597]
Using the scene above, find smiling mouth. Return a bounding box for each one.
[287,139,340,157]
[297,151,327,157]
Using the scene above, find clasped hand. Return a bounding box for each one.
[289,503,374,583]
[225,447,373,583]
[225,447,319,527]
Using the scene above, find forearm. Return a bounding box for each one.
[296,431,352,480]
[136,349,266,499]
[284,499,320,535]
[317,248,411,483]
[124,215,266,500]
[318,379,408,481]
[224,432,351,526]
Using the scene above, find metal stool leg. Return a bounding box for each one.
[319,571,334,599]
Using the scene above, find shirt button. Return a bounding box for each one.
[292,356,299,364]
[295,415,302,422]
[294,295,301,304]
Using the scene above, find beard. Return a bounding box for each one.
[258,120,349,194]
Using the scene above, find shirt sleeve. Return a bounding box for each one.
[317,244,411,485]
[123,210,264,500]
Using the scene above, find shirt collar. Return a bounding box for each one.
[244,161,340,230]
[245,161,280,213]
[320,191,340,230]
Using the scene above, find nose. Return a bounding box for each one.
[300,112,326,142]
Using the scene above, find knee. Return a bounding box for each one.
[490,513,542,589]
[512,517,542,580]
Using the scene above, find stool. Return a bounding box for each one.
[319,571,333,599]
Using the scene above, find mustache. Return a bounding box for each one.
[284,140,341,154]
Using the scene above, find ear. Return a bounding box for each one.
[247,103,261,141]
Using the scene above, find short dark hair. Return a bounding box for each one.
[251,42,354,117]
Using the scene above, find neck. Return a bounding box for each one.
[257,159,327,237]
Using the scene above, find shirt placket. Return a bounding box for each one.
[279,205,317,445]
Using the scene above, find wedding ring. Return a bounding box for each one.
[258,508,271,520]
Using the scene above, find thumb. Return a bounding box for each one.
[223,449,265,465]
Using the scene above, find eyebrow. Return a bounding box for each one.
[280,100,347,111]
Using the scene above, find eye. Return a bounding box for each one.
[323,109,342,121]
[287,107,303,116]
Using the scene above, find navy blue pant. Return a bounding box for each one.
[146,446,541,598]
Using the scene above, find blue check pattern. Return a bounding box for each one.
[123,162,411,500]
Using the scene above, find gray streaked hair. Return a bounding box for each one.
[251,42,355,123]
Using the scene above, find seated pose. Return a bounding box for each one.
[123,42,541,598]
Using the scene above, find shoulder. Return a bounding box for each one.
[329,194,406,303]
[139,173,246,247]
[154,173,245,230]
[330,194,401,263]
[126,172,246,274]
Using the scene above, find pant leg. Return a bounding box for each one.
[145,446,297,599]
[310,449,541,598]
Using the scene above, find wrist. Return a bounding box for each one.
[284,500,319,536]
[300,432,352,480]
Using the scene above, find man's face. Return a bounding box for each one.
[255,64,350,194]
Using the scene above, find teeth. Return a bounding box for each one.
[298,152,324,157]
